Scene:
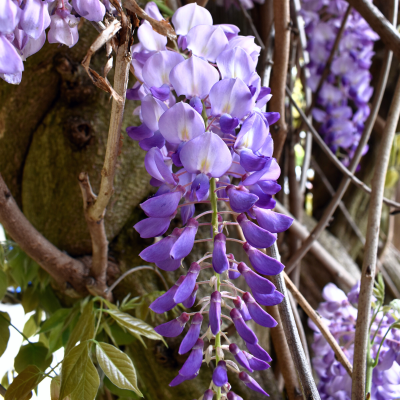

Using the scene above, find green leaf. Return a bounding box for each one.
[103,376,141,400]
[69,355,99,400]
[0,269,8,301]
[107,309,165,344]
[38,309,72,334]
[390,299,400,315]
[14,343,53,373]
[39,285,62,315]
[96,342,143,397]
[59,342,89,400]
[65,301,94,354]
[107,322,136,346]
[21,286,40,314]
[50,376,62,400]
[0,311,10,357]
[4,365,44,400]
[23,315,38,339]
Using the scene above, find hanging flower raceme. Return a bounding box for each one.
[300,0,378,166]
[127,3,293,398]
[0,0,108,85]
[310,282,400,400]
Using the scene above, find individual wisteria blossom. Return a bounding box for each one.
[300,0,379,166]
[126,3,293,398]
[0,0,107,85]
[310,282,400,400]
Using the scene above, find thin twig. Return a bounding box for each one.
[283,271,353,377]
[270,0,290,162]
[274,201,358,288]
[238,1,265,50]
[283,0,398,274]
[268,243,321,400]
[344,0,400,61]
[351,73,400,400]
[0,175,89,296]
[312,159,365,245]
[106,265,169,292]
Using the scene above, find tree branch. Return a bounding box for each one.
[345,0,400,61]
[270,0,290,162]
[0,175,89,297]
[268,243,321,400]
[283,271,353,377]
[351,73,400,400]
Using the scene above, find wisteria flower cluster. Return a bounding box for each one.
[126,2,293,398]
[310,282,400,400]
[300,0,379,166]
[0,0,109,85]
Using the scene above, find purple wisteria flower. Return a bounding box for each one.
[126,3,294,397]
[0,0,107,84]
[301,0,378,165]
[310,282,400,400]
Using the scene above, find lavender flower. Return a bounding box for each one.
[310,282,400,400]
[301,0,378,165]
[125,3,293,397]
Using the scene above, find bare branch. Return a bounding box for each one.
[284,271,353,377]
[352,73,400,400]
[345,0,400,61]
[268,243,321,400]
[123,0,177,40]
[274,201,358,289]
[238,1,265,50]
[0,175,89,297]
[270,0,290,162]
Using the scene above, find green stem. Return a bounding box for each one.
[210,178,221,400]
[0,312,32,344]
[365,339,373,397]
[94,299,103,338]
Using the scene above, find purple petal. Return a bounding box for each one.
[149,277,184,313]
[229,343,253,372]
[180,132,232,178]
[21,30,46,59]
[230,308,258,344]
[235,113,269,152]
[126,124,153,141]
[170,218,199,260]
[243,242,284,275]
[134,216,172,239]
[169,372,198,387]
[182,283,199,308]
[257,180,281,195]
[190,173,210,201]
[150,84,170,101]
[220,114,240,133]
[252,290,284,306]
[179,313,203,354]
[187,25,228,62]
[212,233,229,274]
[174,262,201,303]
[216,47,255,83]
[139,228,182,262]
[228,255,241,279]
[225,36,261,61]
[263,111,280,125]
[172,3,213,36]
[239,372,269,396]
[179,338,204,376]
[181,203,195,225]
[143,50,184,88]
[237,213,277,248]
[0,35,24,75]
[72,0,105,21]
[190,96,203,114]
[239,149,267,172]
[20,0,51,40]
[227,392,244,400]
[48,10,79,48]
[227,186,258,213]
[139,131,165,151]
[144,147,176,186]
[170,56,219,99]
[237,262,276,294]
[253,207,293,233]
[203,389,215,400]
[233,296,252,321]
[215,24,240,40]
[141,94,168,132]
[244,352,270,370]
[0,0,21,34]
[144,2,164,21]
[248,184,276,209]
[137,22,166,52]
[159,102,205,145]
[212,361,228,387]
[209,291,221,335]
[141,190,182,218]
[154,312,190,337]
[209,78,254,119]
[156,257,183,271]
[242,292,277,328]
[245,342,272,362]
